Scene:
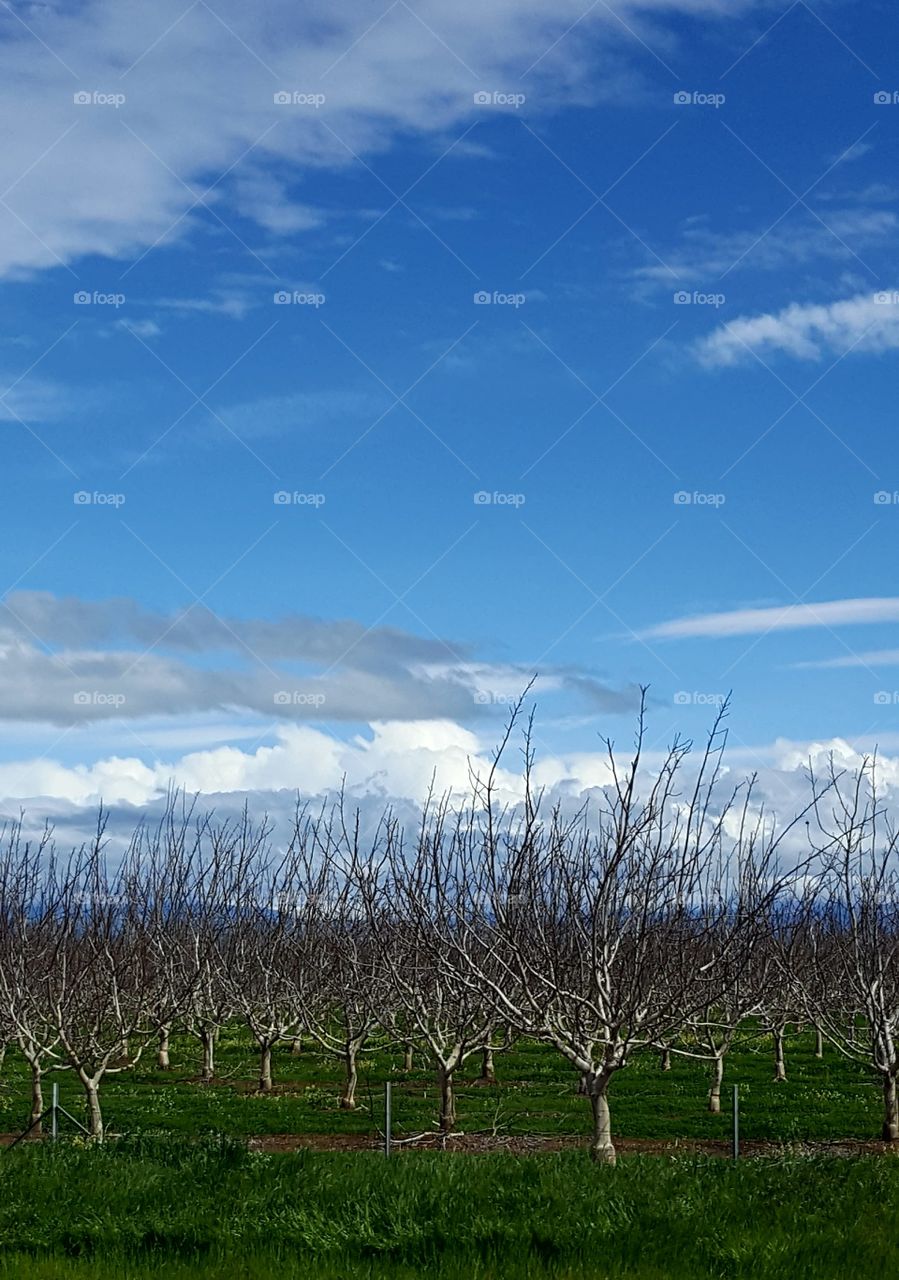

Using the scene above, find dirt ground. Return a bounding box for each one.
[2,1129,896,1157]
[245,1131,899,1158]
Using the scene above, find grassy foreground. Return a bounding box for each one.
[0,1136,898,1278]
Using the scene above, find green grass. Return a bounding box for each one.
[0,1025,881,1145]
[0,1136,898,1278]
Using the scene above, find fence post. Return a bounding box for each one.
[384,1081,392,1158]
[732,1084,739,1161]
[51,1083,59,1143]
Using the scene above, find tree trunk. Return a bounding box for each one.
[577,1072,588,1095]
[258,1042,273,1093]
[479,1046,496,1083]
[200,1027,215,1081]
[84,1080,104,1142]
[437,1064,456,1132]
[814,1025,824,1059]
[29,1062,43,1136]
[340,1044,358,1110]
[588,1078,615,1165]
[659,1047,671,1072]
[708,1053,724,1113]
[403,1042,414,1072]
[291,1036,303,1057]
[773,1026,787,1082]
[157,1025,171,1071]
[883,1074,899,1143]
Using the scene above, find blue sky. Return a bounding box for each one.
[2,0,899,813]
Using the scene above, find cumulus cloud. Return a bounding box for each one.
[640,597,899,641]
[695,290,899,367]
[4,722,899,881]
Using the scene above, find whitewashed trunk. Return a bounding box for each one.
[200,1027,215,1081]
[340,1045,358,1110]
[30,1062,43,1135]
[157,1025,171,1071]
[588,1077,615,1165]
[258,1042,273,1093]
[708,1053,724,1113]
[437,1064,456,1132]
[83,1079,103,1142]
[773,1027,787,1082]
[480,1047,496,1083]
[883,1074,899,1143]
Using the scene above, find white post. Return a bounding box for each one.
[51,1082,59,1142]
[732,1084,739,1161]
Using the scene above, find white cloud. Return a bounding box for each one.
[0,0,758,279]
[696,290,899,367]
[640,597,899,640]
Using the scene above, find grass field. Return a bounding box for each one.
[1,1137,898,1278]
[0,1024,882,1145]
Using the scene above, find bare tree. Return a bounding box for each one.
[802,756,899,1141]
[449,695,814,1163]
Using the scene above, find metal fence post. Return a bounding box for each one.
[384,1081,392,1158]
[732,1084,739,1161]
[51,1083,59,1143]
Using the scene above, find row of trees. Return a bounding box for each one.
[0,696,897,1161]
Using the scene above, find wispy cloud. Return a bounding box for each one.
[792,648,899,670]
[635,211,897,289]
[640,597,899,640]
